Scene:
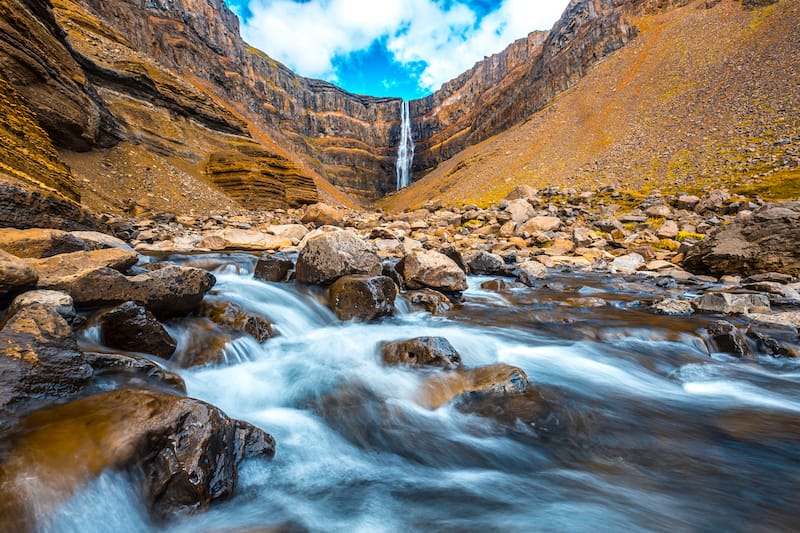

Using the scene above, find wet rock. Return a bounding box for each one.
[695,292,771,315]
[516,216,561,235]
[197,300,275,342]
[380,337,462,369]
[84,351,186,393]
[0,389,275,526]
[480,279,511,291]
[198,228,292,251]
[516,260,548,285]
[464,250,505,275]
[296,230,381,285]
[0,303,92,416]
[745,327,800,358]
[168,319,231,368]
[253,254,295,283]
[611,253,645,273]
[652,298,694,316]
[683,201,800,276]
[402,249,467,292]
[420,364,529,409]
[30,248,139,286]
[301,203,345,227]
[0,228,90,258]
[406,289,453,315]
[328,275,398,321]
[705,320,753,358]
[9,290,76,323]
[746,311,800,330]
[46,265,215,319]
[0,249,38,296]
[98,301,177,358]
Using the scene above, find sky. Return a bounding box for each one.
[225,0,570,100]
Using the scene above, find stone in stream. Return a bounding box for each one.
[44,265,215,319]
[253,254,295,283]
[652,298,694,316]
[197,300,275,342]
[198,228,292,251]
[610,253,646,273]
[406,289,453,315]
[0,388,275,529]
[0,249,38,296]
[295,230,381,285]
[0,227,91,258]
[98,301,177,358]
[0,303,92,417]
[29,247,139,286]
[683,201,800,276]
[694,292,770,315]
[401,249,467,293]
[328,275,398,321]
[464,250,505,275]
[9,290,76,323]
[419,364,529,409]
[515,260,548,286]
[84,351,186,394]
[380,337,462,369]
[704,320,753,359]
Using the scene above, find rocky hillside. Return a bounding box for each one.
[384,0,795,211]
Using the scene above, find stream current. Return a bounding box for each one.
[44,254,800,532]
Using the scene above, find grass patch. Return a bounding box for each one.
[676,231,705,242]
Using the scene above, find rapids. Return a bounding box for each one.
[40,255,800,532]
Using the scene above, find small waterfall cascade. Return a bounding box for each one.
[395,99,414,190]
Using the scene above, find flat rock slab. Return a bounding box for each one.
[29,248,139,286]
[0,228,90,258]
[0,249,38,296]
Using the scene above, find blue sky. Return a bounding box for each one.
[225,0,569,100]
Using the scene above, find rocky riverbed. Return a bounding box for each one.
[1,186,799,531]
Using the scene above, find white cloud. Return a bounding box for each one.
[237,0,570,93]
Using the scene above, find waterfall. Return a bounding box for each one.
[395,100,414,190]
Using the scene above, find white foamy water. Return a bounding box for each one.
[395,100,414,190]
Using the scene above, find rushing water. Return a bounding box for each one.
[40,256,800,532]
[395,100,414,190]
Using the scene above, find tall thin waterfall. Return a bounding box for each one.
[395,100,414,190]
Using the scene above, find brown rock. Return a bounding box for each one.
[683,202,800,276]
[419,364,529,409]
[516,260,548,285]
[296,230,381,285]
[0,389,275,528]
[197,300,275,342]
[301,203,345,227]
[328,275,398,321]
[464,250,505,275]
[406,289,453,315]
[253,254,294,283]
[30,248,139,286]
[0,249,38,296]
[84,351,186,394]
[380,337,462,369]
[516,216,562,235]
[705,320,753,358]
[0,303,92,416]
[47,265,215,319]
[198,228,292,251]
[0,228,90,258]
[9,290,75,321]
[98,301,177,358]
[402,249,467,292]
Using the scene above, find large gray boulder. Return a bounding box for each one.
[296,230,381,285]
[683,201,800,276]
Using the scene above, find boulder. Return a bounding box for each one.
[301,203,345,227]
[0,250,38,296]
[695,292,770,315]
[419,364,529,409]
[516,216,561,235]
[611,253,646,273]
[656,220,679,239]
[268,224,308,241]
[98,301,177,358]
[328,275,398,321]
[504,185,538,202]
[197,300,275,342]
[0,303,92,416]
[0,228,89,258]
[652,298,694,316]
[516,260,548,286]
[46,265,215,319]
[84,351,186,394]
[198,228,292,251]
[746,311,800,330]
[9,290,76,323]
[296,230,381,285]
[29,248,139,286]
[0,389,275,528]
[70,231,133,251]
[402,249,467,292]
[168,319,231,368]
[683,201,800,276]
[705,321,753,358]
[464,251,505,275]
[504,198,534,223]
[253,254,294,283]
[380,337,462,369]
[406,289,453,315]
